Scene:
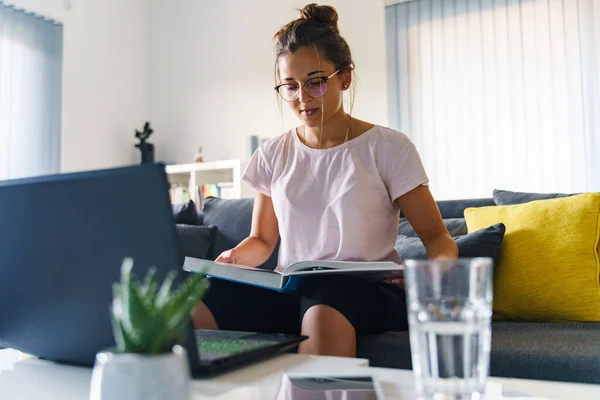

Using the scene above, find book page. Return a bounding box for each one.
[184,258,283,275]
[284,260,402,275]
[183,257,285,291]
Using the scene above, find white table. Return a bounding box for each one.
[1,349,599,399]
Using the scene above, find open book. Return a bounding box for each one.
[183,257,404,293]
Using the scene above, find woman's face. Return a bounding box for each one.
[276,46,350,127]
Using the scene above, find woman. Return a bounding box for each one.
[192,3,457,358]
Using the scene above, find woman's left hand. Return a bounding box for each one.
[384,270,405,289]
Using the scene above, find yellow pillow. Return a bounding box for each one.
[464,193,600,322]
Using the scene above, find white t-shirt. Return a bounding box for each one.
[242,125,429,271]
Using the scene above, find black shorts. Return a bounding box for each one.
[202,275,408,336]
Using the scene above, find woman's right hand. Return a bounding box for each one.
[215,248,238,264]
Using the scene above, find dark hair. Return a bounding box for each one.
[273,4,355,75]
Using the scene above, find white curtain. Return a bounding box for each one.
[0,2,62,180]
[386,0,600,199]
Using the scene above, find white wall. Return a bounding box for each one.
[148,0,388,164]
[61,0,149,172]
[6,0,387,170]
[4,0,150,172]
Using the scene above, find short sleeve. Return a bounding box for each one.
[242,146,273,197]
[380,141,429,202]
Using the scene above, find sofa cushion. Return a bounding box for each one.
[398,218,467,237]
[175,224,214,260]
[172,200,199,225]
[202,197,279,270]
[435,198,496,219]
[465,193,600,322]
[357,322,600,384]
[493,189,574,205]
[395,223,505,262]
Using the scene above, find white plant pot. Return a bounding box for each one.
[89,345,190,400]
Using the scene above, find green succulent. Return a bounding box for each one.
[110,257,209,354]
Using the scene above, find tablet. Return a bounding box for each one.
[276,372,386,399]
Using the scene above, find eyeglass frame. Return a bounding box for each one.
[274,69,342,102]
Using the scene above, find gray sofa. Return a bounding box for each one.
[174,196,600,384]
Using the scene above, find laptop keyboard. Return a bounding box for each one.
[196,337,271,356]
[192,330,304,371]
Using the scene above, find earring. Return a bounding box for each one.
[343,83,349,89]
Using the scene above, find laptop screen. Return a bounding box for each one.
[0,164,184,365]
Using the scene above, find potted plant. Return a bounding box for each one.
[89,258,208,400]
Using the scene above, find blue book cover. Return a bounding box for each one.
[183,257,404,293]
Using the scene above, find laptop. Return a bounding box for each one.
[0,163,307,376]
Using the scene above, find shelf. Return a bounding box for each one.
[165,160,242,174]
[165,159,254,206]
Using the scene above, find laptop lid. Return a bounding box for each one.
[0,164,191,365]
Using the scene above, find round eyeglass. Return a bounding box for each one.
[274,70,341,102]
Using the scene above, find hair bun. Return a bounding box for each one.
[299,3,339,34]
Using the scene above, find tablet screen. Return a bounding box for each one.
[276,374,384,400]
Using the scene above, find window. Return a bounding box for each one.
[0,2,63,180]
[386,0,600,199]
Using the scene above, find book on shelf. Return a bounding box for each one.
[217,182,236,199]
[183,257,404,293]
[169,185,189,204]
[169,182,237,207]
[201,183,219,199]
[200,182,236,200]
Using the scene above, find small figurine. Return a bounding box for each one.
[135,122,155,164]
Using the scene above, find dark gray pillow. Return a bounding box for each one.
[172,200,199,225]
[436,198,496,218]
[400,198,496,219]
[398,218,467,237]
[492,189,574,206]
[175,224,214,260]
[395,223,506,262]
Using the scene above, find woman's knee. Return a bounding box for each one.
[191,301,219,330]
[301,304,354,333]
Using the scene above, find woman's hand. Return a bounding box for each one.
[384,270,405,289]
[215,249,238,264]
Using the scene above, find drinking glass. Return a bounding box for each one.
[404,258,494,400]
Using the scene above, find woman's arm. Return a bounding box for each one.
[215,192,280,267]
[395,185,458,260]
